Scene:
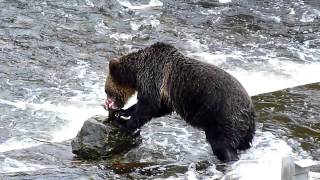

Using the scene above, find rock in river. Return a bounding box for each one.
[71,116,142,160]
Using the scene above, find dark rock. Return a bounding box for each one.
[253,82,320,161]
[71,116,141,160]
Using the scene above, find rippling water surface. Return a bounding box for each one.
[0,0,319,179]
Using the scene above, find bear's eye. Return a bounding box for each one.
[105,88,113,96]
[105,90,120,101]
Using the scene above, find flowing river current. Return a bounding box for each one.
[0,0,320,179]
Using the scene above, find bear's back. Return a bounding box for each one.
[168,56,254,126]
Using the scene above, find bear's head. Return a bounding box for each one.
[105,59,136,110]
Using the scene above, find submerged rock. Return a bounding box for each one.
[71,116,141,160]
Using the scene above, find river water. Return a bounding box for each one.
[0,0,319,179]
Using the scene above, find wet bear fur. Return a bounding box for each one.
[105,42,256,162]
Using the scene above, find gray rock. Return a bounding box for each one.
[71,116,141,160]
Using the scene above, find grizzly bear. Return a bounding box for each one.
[104,42,256,162]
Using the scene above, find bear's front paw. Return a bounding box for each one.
[112,117,137,135]
[114,109,131,118]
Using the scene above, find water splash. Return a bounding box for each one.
[117,0,163,10]
[0,158,47,173]
[187,47,320,96]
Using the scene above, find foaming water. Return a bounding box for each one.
[188,50,320,96]
[300,8,320,22]
[139,122,309,180]
[0,59,109,173]
[0,138,41,153]
[228,61,320,96]
[130,19,161,31]
[219,0,232,3]
[166,130,310,180]
[117,0,163,10]
[0,60,107,152]
[222,131,294,180]
[40,60,108,142]
[0,158,47,173]
[0,95,107,153]
[49,102,108,142]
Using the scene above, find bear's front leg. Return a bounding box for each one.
[114,104,137,117]
[111,104,136,130]
[114,97,170,134]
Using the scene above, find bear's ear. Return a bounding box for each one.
[109,59,129,85]
[108,58,136,86]
[109,59,120,75]
[109,59,122,82]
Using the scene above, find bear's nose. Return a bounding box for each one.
[106,98,114,109]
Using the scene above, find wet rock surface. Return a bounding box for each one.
[71,116,142,160]
[253,82,320,162]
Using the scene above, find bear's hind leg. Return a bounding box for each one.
[205,131,239,162]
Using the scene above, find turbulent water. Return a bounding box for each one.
[0,0,320,179]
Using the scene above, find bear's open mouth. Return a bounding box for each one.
[105,98,119,110]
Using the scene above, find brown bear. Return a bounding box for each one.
[104,42,256,162]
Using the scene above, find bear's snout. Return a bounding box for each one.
[105,98,119,110]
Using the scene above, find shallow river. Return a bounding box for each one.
[0,0,319,179]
